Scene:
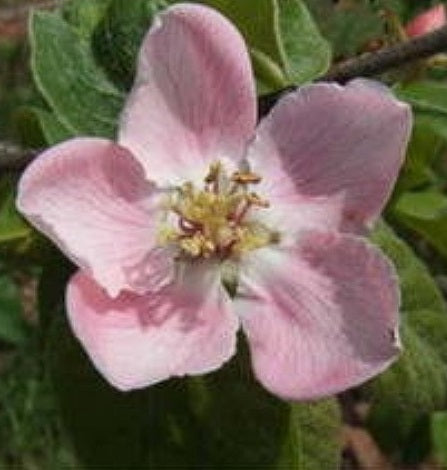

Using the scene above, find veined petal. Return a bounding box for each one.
[119,3,257,185]
[236,232,400,401]
[248,79,412,233]
[66,264,239,391]
[17,138,168,297]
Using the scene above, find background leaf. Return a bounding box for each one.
[367,221,447,463]
[92,0,167,90]
[0,177,30,245]
[304,0,384,58]
[392,191,447,259]
[0,273,27,345]
[62,0,110,40]
[199,0,285,69]
[30,10,124,138]
[197,0,287,91]
[432,411,447,467]
[392,119,443,193]
[278,0,331,84]
[278,399,341,470]
[32,108,74,145]
[198,0,331,90]
[397,81,447,117]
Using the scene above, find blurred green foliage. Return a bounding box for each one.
[432,411,447,466]
[370,221,447,463]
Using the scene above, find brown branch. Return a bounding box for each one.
[259,24,447,116]
[324,24,447,82]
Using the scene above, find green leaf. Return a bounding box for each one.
[198,0,288,91]
[371,220,447,315]
[278,0,331,84]
[0,274,27,344]
[394,191,447,220]
[62,0,110,40]
[250,48,289,91]
[92,0,166,90]
[409,308,447,366]
[396,81,447,117]
[30,10,124,138]
[393,119,442,193]
[184,352,342,469]
[432,411,447,467]
[278,399,341,470]
[396,325,447,412]
[393,191,447,259]
[304,0,383,58]
[366,321,447,464]
[199,0,331,88]
[39,255,152,469]
[0,177,30,245]
[200,0,285,68]
[416,112,447,143]
[48,316,154,469]
[33,108,74,145]
[13,107,48,149]
[367,221,447,462]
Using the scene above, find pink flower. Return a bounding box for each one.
[405,4,446,38]
[17,3,412,400]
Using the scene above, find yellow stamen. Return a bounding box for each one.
[158,162,277,259]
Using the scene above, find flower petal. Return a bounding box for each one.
[406,4,446,38]
[236,232,400,400]
[248,79,412,232]
[119,3,257,185]
[66,264,239,391]
[17,137,168,297]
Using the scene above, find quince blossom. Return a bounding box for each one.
[17,3,412,400]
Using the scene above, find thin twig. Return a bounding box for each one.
[259,24,447,116]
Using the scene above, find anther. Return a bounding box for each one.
[179,217,202,234]
[247,192,270,208]
[231,171,262,185]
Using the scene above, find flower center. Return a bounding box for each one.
[158,162,278,260]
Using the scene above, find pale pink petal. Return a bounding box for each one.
[119,3,256,185]
[66,263,239,391]
[248,79,412,233]
[17,138,170,297]
[254,195,345,246]
[406,4,446,38]
[236,232,400,400]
